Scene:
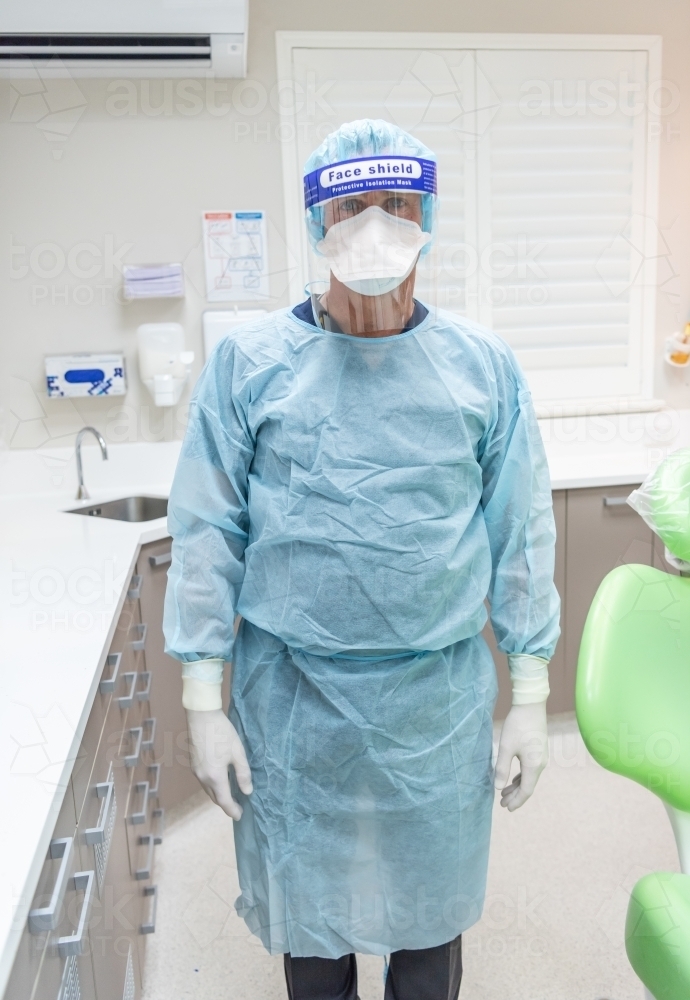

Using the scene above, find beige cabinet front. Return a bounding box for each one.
[563,484,653,703]
[486,484,656,718]
[8,788,98,1000]
[137,539,200,811]
[76,718,143,1000]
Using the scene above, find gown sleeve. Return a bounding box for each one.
[163,341,254,665]
[477,347,561,662]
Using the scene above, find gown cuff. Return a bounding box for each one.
[181,659,224,711]
[507,654,550,705]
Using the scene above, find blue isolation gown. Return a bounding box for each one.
[163,304,560,958]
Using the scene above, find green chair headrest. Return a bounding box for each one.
[576,563,690,812]
[629,448,690,563]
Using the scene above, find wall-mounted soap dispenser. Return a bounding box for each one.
[137,323,194,407]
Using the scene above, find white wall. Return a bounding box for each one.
[2,0,690,449]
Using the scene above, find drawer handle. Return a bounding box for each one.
[130,622,148,652]
[135,834,155,880]
[57,870,95,958]
[117,671,137,710]
[603,496,630,507]
[130,781,149,826]
[85,781,115,845]
[135,670,152,702]
[99,653,122,695]
[149,551,172,567]
[153,807,165,845]
[142,717,156,752]
[140,885,158,934]
[28,837,74,934]
[148,763,161,797]
[127,574,142,600]
[125,727,143,768]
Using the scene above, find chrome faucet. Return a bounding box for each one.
[75,426,108,500]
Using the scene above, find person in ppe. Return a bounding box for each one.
[164,118,560,1000]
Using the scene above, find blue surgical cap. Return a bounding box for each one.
[303,119,437,251]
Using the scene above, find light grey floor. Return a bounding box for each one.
[142,716,678,1000]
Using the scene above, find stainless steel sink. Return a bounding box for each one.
[67,495,168,522]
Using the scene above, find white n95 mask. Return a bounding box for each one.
[316,205,431,297]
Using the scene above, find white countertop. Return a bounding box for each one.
[1,411,690,993]
[0,442,180,996]
[541,408,690,489]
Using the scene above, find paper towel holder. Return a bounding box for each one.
[137,323,194,407]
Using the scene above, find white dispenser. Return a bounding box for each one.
[137,323,194,407]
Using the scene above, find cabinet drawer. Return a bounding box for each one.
[75,727,122,902]
[124,789,163,886]
[137,538,202,810]
[5,788,77,1000]
[564,483,652,700]
[71,671,112,827]
[122,718,160,828]
[31,864,98,1000]
[75,737,144,1000]
[123,761,162,990]
[10,792,97,1000]
[73,591,143,822]
[75,645,153,828]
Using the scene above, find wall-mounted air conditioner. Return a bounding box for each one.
[0,0,247,78]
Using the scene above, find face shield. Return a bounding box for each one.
[304,152,438,337]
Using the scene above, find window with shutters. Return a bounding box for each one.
[276,33,663,415]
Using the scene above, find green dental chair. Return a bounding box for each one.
[576,449,690,1000]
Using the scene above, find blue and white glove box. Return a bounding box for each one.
[45,353,127,398]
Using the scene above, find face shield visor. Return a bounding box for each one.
[304,153,438,337]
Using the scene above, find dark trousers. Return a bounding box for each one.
[284,934,462,1000]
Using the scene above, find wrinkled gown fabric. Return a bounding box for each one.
[163,306,561,958]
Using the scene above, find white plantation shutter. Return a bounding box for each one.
[277,33,661,413]
[474,48,651,404]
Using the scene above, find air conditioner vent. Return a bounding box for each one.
[0,33,212,60]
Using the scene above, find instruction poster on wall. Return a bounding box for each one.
[201,210,269,302]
